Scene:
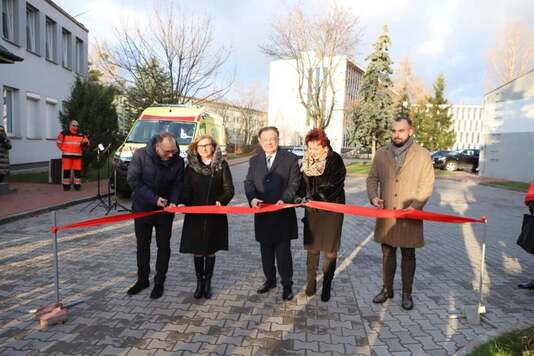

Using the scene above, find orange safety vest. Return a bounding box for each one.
[56,130,88,159]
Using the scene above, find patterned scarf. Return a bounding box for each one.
[302,146,329,176]
[389,136,414,170]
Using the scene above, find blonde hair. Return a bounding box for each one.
[188,135,218,156]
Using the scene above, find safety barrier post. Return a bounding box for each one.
[52,211,60,304]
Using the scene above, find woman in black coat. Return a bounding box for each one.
[296,128,346,302]
[180,135,234,299]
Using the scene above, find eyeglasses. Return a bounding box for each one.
[197,144,214,149]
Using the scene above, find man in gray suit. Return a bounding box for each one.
[244,126,300,300]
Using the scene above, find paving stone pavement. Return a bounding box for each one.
[1,162,533,355]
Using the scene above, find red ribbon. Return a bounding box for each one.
[51,201,486,233]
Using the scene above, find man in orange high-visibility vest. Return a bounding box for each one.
[56,120,89,191]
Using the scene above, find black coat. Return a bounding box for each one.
[0,133,11,175]
[298,149,346,204]
[297,149,346,252]
[180,156,234,254]
[127,137,185,224]
[244,149,300,243]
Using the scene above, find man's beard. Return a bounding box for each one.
[392,136,410,147]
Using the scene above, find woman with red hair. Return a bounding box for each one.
[518,180,534,289]
[296,128,346,301]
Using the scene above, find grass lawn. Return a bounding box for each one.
[345,162,371,175]
[482,180,530,192]
[345,162,462,178]
[469,326,534,355]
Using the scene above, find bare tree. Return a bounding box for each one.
[231,83,267,144]
[486,21,534,90]
[261,3,360,129]
[393,56,430,105]
[95,1,232,105]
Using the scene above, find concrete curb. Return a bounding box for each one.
[0,195,109,226]
[0,158,250,226]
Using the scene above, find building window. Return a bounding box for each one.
[75,37,83,73]
[62,28,72,69]
[26,4,39,54]
[2,0,16,42]
[45,17,57,62]
[26,93,41,139]
[2,86,16,135]
[45,98,58,139]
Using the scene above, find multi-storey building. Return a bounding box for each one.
[479,69,534,183]
[267,55,364,152]
[449,104,484,150]
[0,0,88,166]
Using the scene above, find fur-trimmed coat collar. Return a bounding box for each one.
[187,147,224,175]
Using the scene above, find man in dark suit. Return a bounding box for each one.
[244,126,300,300]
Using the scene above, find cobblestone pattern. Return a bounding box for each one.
[1,164,533,355]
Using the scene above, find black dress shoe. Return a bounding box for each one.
[127,281,149,295]
[372,288,394,304]
[257,281,276,294]
[518,281,534,290]
[282,287,294,301]
[401,293,414,310]
[150,284,164,299]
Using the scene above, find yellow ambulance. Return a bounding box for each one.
[113,105,226,196]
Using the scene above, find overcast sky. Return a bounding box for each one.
[57,0,533,105]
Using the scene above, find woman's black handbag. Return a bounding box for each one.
[517,213,534,254]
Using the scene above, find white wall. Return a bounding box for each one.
[0,0,88,165]
[267,55,353,153]
[479,70,534,182]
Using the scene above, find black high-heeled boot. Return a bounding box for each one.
[204,256,216,299]
[321,257,336,302]
[193,256,205,299]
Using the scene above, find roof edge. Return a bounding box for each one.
[44,0,89,33]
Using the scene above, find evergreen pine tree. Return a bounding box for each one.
[350,25,394,156]
[126,58,171,129]
[413,74,455,151]
[60,78,118,171]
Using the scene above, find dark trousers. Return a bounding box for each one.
[134,219,173,285]
[382,243,416,294]
[260,239,293,288]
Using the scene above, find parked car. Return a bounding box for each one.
[431,150,451,161]
[433,149,479,172]
[287,145,305,159]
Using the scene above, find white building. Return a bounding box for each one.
[267,56,363,153]
[479,69,534,183]
[1,0,88,166]
[449,104,484,150]
[205,100,267,145]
